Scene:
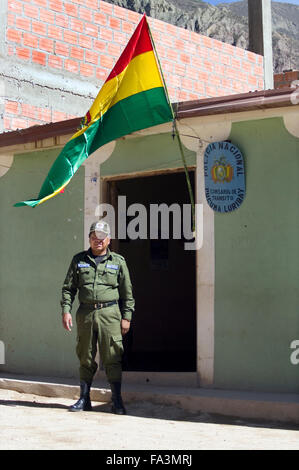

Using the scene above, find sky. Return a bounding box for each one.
[206,0,299,5]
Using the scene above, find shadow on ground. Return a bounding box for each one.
[1,397,299,433]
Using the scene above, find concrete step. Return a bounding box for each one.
[0,372,299,425]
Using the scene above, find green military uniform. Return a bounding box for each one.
[61,247,135,385]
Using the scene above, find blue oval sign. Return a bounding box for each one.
[204,141,246,213]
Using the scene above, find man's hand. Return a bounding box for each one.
[62,313,73,332]
[121,319,130,336]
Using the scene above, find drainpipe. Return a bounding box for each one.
[248,0,274,90]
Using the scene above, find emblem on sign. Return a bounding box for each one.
[204,141,246,213]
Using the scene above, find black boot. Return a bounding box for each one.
[69,381,92,412]
[110,382,126,415]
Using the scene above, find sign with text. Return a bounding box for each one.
[204,141,246,213]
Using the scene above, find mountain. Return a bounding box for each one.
[105,0,299,73]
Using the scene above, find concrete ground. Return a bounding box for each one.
[0,387,299,450]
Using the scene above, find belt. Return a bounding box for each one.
[93,300,118,310]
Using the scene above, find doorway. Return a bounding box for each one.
[105,170,196,372]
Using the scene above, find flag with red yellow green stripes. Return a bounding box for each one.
[15,14,174,208]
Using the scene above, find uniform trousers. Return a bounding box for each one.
[76,303,124,384]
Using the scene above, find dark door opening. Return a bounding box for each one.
[108,171,196,372]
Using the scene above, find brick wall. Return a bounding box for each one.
[3,0,264,132]
[274,70,299,89]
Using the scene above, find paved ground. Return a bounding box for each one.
[0,389,299,450]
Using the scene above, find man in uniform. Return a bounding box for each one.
[61,220,134,415]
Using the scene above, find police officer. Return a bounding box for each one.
[61,221,135,415]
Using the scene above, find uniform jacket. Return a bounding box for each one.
[61,248,135,321]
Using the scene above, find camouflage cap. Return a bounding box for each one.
[89,220,111,238]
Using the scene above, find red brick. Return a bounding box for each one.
[206,85,217,97]
[193,81,205,94]
[99,27,112,41]
[190,31,202,45]
[155,45,166,59]
[32,21,47,35]
[149,18,165,34]
[32,0,47,6]
[94,12,107,26]
[174,39,184,51]
[79,7,92,22]
[127,10,140,23]
[100,54,114,69]
[198,71,209,82]
[37,107,51,121]
[254,65,263,77]
[113,5,128,20]
[113,31,127,45]
[21,103,37,119]
[16,46,30,60]
[220,54,231,65]
[192,56,202,69]
[93,39,106,52]
[181,78,193,91]
[231,57,241,70]
[80,63,94,77]
[7,45,14,56]
[222,78,232,89]
[64,30,78,45]
[70,46,84,60]
[39,8,55,24]
[55,42,69,56]
[39,38,54,53]
[99,1,113,15]
[214,64,225,76]
[179,27,190,41]
[32,50,47,66]
[6,29,22,43]
[24,4,38,18]
[53,110,67,122]
[258,79,264,89]
[64,59,79,74]
[56,14,69,28]
[23,33,38,48]
[232,81,245,93]
[178,91,189,101]
[284,70,298,81]
[15,16,31,31]
[79,35,92,49]
[49,0,63,12]
[209,74,222,86]
[180,53,191,65]
[12,117,28,129]
[122,21,134,35]
[202,35,213,49]
[203,60,213,72]
[246,51,257,63]
[48,25,63,40]
[7,13,15,27]
[96,67,108,81]
[248,75,258,87]
[70,18,84,33]
[234,47,245,58]
[5,100,19,114]
[109,17,121,30]
[212,39,224,52]
[86,0,98,10]
[8,0,23,15]
[85,50,98,65]
[107,43,121,57]
[161,60,173,74]
[85,23,98,37]
[48,55,63,69]
[242,61,252,74]
[186,66,198,80]
[222,43,235,55]
[4,117,11,130]
[64,2,78,17]
[175,64,185,77]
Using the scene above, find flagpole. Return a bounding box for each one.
[145,15,196,234]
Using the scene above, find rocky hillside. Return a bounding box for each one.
[105,0,299,73]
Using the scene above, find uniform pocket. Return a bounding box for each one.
[78,268,92,287]
[110,335,124,357]
[99,269,118,287]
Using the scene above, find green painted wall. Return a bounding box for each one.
[0,148,84,378]
[101,132,196,176]
[214,117,299,393]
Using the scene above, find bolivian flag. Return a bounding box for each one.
[15,14,174,207]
